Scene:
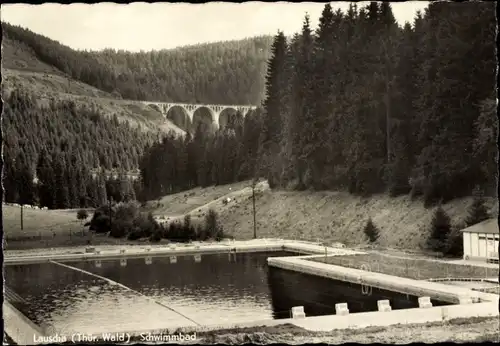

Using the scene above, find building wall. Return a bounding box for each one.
[463,231,499,260]
[480,233,499,259]
[463,232,472,258]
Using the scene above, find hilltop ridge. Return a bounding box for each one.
[2,22,272,135]
[2,22,272,104]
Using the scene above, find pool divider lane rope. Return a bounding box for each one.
[49,260,201,326]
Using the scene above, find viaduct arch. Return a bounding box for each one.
[143,101,258,130]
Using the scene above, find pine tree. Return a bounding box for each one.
[96,175,108,206]
[364,217,380,243]
[387,22,416,196]
[296,14,317,188]
[204,208,221,239]
[66,167,79,208]
[280,33,301,187]
[465,187,490,227]
[310,4,335,189]
[427,205,452,253]
[237,111,261,180]
[77,169,89,207]
[444,227,464,258]
[412,2,496,205]
[16,159,35,206]
[472,99,498,194]
[51,155,69,208]
[259,30,288,185]
[3,152,19,203]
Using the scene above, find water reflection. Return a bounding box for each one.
[268,267,451,318]
[71,252,292,326]
[4,263,187,335]
[4,251,295,334]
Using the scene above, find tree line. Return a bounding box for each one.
[3,2,496,219]
[2,22,272,104]
[138,111,262,201]
[2,90,155,208]
[258,1,497,206]
[138,2,497,208]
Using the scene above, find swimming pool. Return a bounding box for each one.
[4,250,452,335]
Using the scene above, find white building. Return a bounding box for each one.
[461,218,499,263]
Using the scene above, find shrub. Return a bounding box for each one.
[160,211,225,243]
[427,205,452,253]
[127,228,143,241]
[88,209,111,233]
[77,209,89,223]
[364,217,380,243]
[204,209,223,240]
[179,215,197,242]
[114,201,141,222]
[88,201,160,239]
[214,224,225,241]
[196,224,208,241]
[150,230,162,243]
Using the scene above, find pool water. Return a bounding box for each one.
[4,251,295,334]
[5,251,452,335]
[268,267,451,318]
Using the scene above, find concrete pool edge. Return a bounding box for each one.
[278,301,499,332]
[44,301,500,339]
[3,239,360,265]
[3,300,46,345]
[266,256,499,304]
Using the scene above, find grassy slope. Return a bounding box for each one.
[3,205,82,238]
[146,181,499,251]
[1,37,184,134]
[144,180,256,217]
[2,205,140,249]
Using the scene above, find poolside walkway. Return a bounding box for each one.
[3,301,46,345]
[3,238,361,265]
[448,259,499,269]
[267,255,500,304]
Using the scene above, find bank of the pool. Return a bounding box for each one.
[3,239,362,265]
[267,255,499,304]
[3,301,47,345]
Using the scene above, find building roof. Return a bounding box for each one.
[461,218,499,234]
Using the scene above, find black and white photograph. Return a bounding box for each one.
[1,1,499,345]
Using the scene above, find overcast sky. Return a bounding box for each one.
[1,2,429,52]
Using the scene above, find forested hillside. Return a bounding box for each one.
[1,30,185,133]
[89,38,272,104]
[258,1,497,206]
[139,110,262,200]
[1,21,273,209]
[2,2,497,213]
[139,2,497,207]
[2,90,157,208]
[2,22,272,104]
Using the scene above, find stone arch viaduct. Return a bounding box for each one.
[142,101,258,129]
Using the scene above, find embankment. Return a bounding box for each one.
[148,181,498,251]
